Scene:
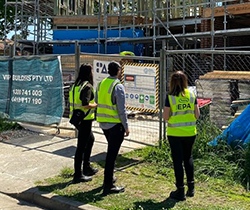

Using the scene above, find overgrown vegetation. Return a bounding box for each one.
[36,116,250,210]
[0,115,21,133]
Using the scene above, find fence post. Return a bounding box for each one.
[159,49,166,148]
[6,45,15,115]
[162,50,167,141]
[75,41,80,77]
[74,41,80,137]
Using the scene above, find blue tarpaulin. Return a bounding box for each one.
[210,104,250,147]
[53,29,144,56]
[0,56,64,125]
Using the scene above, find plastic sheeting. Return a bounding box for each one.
[0,56,64,125]
[0,59,9,114]
[210,104,250,147]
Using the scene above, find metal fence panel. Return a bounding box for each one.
[164,50,250,129]
[78,53,161,146]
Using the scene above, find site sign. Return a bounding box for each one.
[123,63,159,113]
[0,56,64,125]
[0,58,9,115]
[93,60,111,90]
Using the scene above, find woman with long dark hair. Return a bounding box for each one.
[163,71,200,201]
[69,63,98,183]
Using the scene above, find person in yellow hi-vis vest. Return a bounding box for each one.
[69,64,98,184]
[96,61,130,195]
[163,71,200,201]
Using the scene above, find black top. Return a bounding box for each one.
[165,94,197,107]
[79,82,94,106]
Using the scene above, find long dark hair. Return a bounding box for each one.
[169,71,188,96]
[75,63,93,86]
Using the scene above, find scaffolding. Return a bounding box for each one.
[3,0,250,56]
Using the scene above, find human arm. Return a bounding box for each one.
[80,84,97,109]
[163,95,170,121]
[195,104,200,119]
[113,83,129,134]
[163,106,170,121]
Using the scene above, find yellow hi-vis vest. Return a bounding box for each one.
[167,89,197,137]
[96,78,121,123]
[69,81,95,120]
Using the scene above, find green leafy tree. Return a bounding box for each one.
[0,0,16,39]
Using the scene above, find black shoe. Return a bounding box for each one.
[170,187,186,201]
[72,175,92,184]
[186,182,195,197]
[102,185,125,195]
[83,165,99,176]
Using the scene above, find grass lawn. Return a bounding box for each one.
[36,148,250,210]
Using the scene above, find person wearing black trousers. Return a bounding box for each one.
[69,64,99,184]
[163,71,200,201]
[96,61,130,195]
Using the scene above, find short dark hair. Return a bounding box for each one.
[108,61,121,76]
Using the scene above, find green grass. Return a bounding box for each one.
[0,115,22,133]
[36,118,250,210]
[36,148,250,210]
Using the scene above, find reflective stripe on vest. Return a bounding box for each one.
[167,89,197,137]
[69,82,95,120]
[96,78,121,123]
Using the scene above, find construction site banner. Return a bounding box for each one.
[0,56,64,125]
[0,59,9,115]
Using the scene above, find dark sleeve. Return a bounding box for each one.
[195,98,197,105]
[80,84,93,106]
[165,95,170,107]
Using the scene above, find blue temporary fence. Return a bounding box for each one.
[0,56,64,125]
[210,104,250,147]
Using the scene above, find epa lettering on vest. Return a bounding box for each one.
[177,103,191,110]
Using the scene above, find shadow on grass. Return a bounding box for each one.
[37,180,180,210]
[65,186,105,203]
[37,181,71,192]
[130,197,179,210]
[96,154,142,170]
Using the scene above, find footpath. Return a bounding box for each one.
[0,119,158,210]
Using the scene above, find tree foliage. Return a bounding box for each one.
[0,0,16,39]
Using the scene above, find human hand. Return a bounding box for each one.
[124,129,130,137]
[92,102,98,108]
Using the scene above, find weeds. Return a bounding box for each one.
[136,117,250,188]
[0,115,21,133]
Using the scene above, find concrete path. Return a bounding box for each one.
[0,118,159,210]
[0,192,48,210]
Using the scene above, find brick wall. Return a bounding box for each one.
[200,16,250,48]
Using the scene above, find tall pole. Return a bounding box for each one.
[153,0,156,57]
[13,0,18,56]
[4,0,8,56]
[104,0,108,54]
[211,0,215,71]
[36,0,41,55]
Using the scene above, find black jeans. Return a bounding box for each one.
[103,123,125,186]
[74,120,95,177]
[168,135,196,188]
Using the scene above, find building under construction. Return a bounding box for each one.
[3,0,250,56]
